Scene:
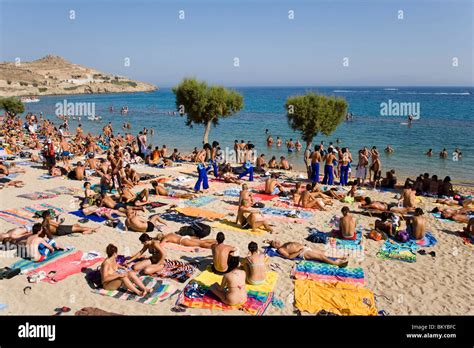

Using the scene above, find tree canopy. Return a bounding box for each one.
[173,78,244,143]
[285,92,348,147]
[0,97,25,115]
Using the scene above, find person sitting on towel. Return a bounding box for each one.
[265,239,348,267]
[264,173,285,195]
[209,264,247,306]
[25,223,64,262]
[339,206,357,240]
[211,232,239,274]
[405,208,426,240]
[125,233,166,275]
[236,199,274,233]
[243,242,267,285]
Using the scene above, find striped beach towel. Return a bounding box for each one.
[18,192,59,200]
[10,248,75,272]
[291,260,365,285]
[184,196,217,207]
[94,276,177,304]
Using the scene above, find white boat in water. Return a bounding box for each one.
[87,115,102,121]
[21,97,40,103]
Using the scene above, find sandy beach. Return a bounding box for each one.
[1,155,472,316]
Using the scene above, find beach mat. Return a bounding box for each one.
[183,196,216,207]
[253,193,278,201]
[160,211,199,224]
[176,268,277,315]
[327,229,364,251]
[260,207,313,219]
[10,248,75,272]
[175,207,225,220]
[264,247,302,261]
[212,219,266,236]
[45,186,78,195]
[0,210,35,226]
[376,240,417,263]
[223,188,241,197]
[94,276,177,304]
[294,279,377,316]
[69,210,115,223]
[26,251,104,284]
[274,200,320,212]
[291,260,365,285]
[154,259,199,283]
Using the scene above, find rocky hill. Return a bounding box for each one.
[0,55,157,97]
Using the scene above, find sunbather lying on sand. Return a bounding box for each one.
[150,180,196,199]
[125,233,167,274]
[298,184,331,210]
[41,210,99,236]
[1,225,33,244]
[125,210,167,232]
[265,239,348,267]
[433,207,473,224]
[101,244,150,297]
[156,232,217,249]
[236,199,274,233]
[119,186,150,206]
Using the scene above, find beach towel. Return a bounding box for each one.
[327,229,364,251]
[212,219,267,236]
[260,207,313,219]
[25,203,64,217]
[26,251,104,284]
[176,268,278,315]
[38,174,58,180]
[223,187,241,197]
[160,211,199,224]
[183,196,217,207]
[291,260,365,285]
[414,231,437,247]
[431,212,454,223]
[0,210,34,226]
[91,184,117,194]
[376,240,417,263]
[175,207,225,220]
[294,279,377,316]
[162,242,208,253]
[18,192,59,200]
[10,248,75,272]
[69,210,119,223]
[94,276,177,305]
[273,200,320,212]
[154,259,198,283]
[253,193,278,201]
[14,161,34,166]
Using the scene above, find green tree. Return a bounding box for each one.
[173,78,244,144]
[285,92,348,151]
[0,97,25,115]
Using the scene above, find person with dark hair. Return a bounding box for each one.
[339,206,356,240]
[243,242,266,285]
[406,208,426,240]
[25,223,64,262]
[239,184,255,206]
[211,232,240,274]
[150,180,196,199]
[264,173,285,195]
[374,212,394,237]
[439,176,454,197]
[41,210,98,237]
[194,144,210,192]
[209,266,247,306]
[124,233,166,274]
[236,199,274,233]
[211,141,220,177]
[298,184,329,210]
[124,209,166,233]
[100,244,149,296]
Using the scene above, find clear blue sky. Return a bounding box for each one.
[0,0,472,87]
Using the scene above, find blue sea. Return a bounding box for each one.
[23,86,474,184]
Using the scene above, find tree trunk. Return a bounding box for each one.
[305,140,313,179]
[202,121,212,144]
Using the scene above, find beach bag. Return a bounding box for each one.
[252,202,265,208]
[369,230,382,241]
[85,268,102,289]
[178,222,211,238]
[395,230,410,243]
[306,231,329,244]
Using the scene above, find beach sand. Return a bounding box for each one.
[0,160,472,316]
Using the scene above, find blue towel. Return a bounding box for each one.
[161,211,199,224]
[263,247,302,261]
[10,248,74,271]
[69,210,118,223]
[261,207,313,219]
[0,303,7,311]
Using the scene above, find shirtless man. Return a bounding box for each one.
[291,182,303,205]
[150,181,196,199]
[360,197,391,212]
[85,153,99,173]
[124,164,140,186]
[310,145,322,185]
[100,244,149,297]
[125,233,167,274]
[239,184,255,206]
[369,146,381,184]
[26,224,64,262]
[236,199,274,233]
[59,135,71,169]
[322,150,336,185]
[437,207,472,224]
[156,232,217,249]
[266,240,348,267]
[120,186,149,206]
[339,206,356,240]
[390,185,417,214]
[41,210,98,236]
[355,149,369,186]
[406,208,426,240]
[209,267,247,306]
[256,154,266,173]
[265,173,284,195]
[298,184,328,210]
[124,210,167,232]
[211,232,239,274]
[67,161,86,181]
[279,156,292,170]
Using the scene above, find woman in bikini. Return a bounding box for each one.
[100,244,150,297]
[125,233,166,275]
[236,199,274,233]
[209,267,247,306]
[156,232,217,249]
[243,242,266,285]
[266,239,348,267]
